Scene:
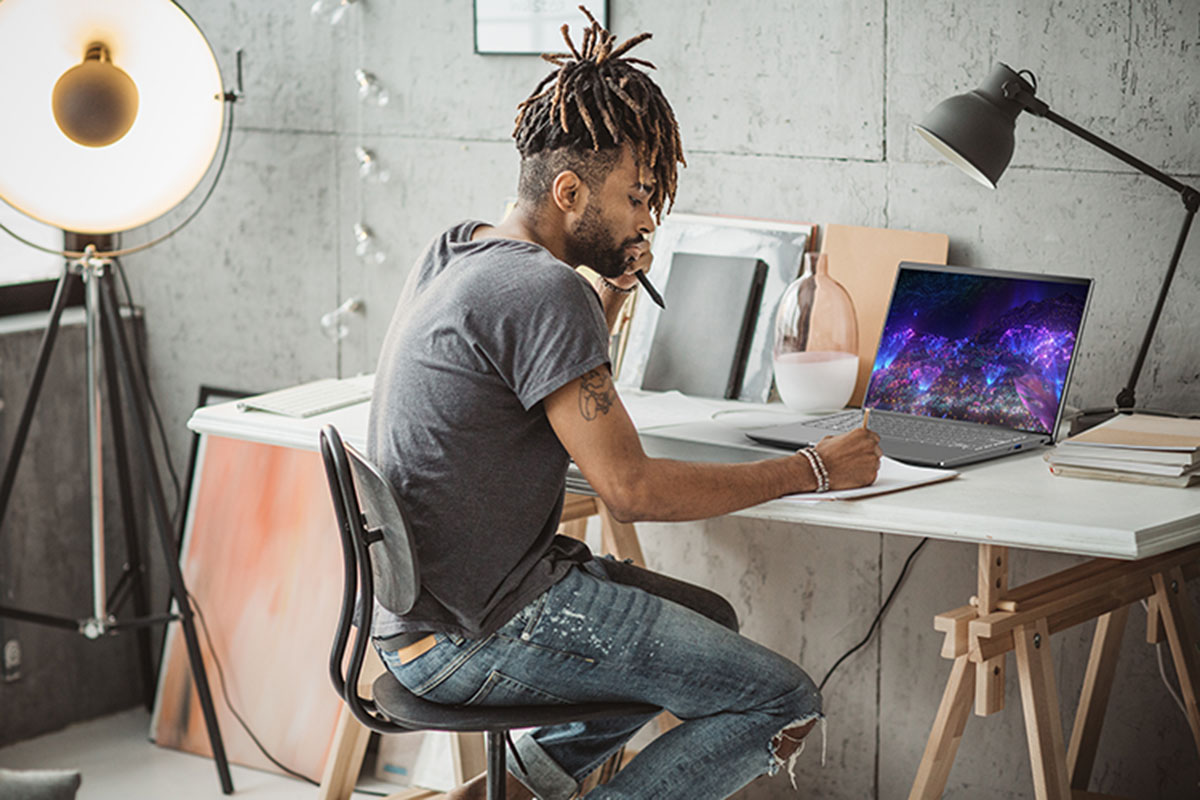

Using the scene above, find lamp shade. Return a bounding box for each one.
[0,0,223,235]
[913,63,1034,189]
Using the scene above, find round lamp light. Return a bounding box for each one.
[0,0,224,235]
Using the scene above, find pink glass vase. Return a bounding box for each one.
[772,252,859,412]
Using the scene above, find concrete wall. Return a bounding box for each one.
[2,0,1196,796]
[0,313,150,745]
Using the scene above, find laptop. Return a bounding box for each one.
[746,262,1092,467]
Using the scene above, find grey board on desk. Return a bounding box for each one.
[641,251,768,399]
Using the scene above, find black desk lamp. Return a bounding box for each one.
[914,63,1198,420]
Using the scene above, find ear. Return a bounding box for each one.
[550,170,588,215]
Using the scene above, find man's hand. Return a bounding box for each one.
[813,428,883,490]
[605,237,652,291]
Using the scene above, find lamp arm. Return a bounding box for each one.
[1113,203,1195,409]
[1005,85,1194,201]
[1005,84,1199,410]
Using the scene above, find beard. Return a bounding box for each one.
[564,201,641,278]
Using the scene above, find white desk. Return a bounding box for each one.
[188,396,1200,561]
[187,393,1200,800]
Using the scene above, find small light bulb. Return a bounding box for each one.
[354,69,390,107]
[355,146,391,183]
[353,222,387,265]
[320,297,365,341]
[311,0,357,25]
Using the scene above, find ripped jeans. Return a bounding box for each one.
[376,559,822,799]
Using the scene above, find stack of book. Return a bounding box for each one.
[1047,413,1200,487]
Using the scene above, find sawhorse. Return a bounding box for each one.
[910,541,1200,799]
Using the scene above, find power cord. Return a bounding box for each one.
[186,591,320,786]
[109,268,387,796]
[112,258,184,529]
[818,537,928,692]
[815,550,1190,725]
[188,590,388,797]
[1142,598,1187,716]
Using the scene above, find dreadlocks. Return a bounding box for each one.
[513,6,685,222]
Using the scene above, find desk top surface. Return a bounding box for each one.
[189,392,1200,561]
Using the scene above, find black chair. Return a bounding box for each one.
[319,424,658,800]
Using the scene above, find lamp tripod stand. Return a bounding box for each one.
[0,243,233,794]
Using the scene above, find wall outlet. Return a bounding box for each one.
[3,639,20,682]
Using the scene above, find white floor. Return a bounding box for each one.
[0,708,402,800]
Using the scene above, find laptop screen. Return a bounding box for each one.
[864,263,1091,435]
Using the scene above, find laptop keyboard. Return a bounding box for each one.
[817,410,1030,451]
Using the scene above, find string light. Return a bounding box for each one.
[320,297,365,340]
[354,68,389,107]
[355,146,390,183]
[310,0,357,26]
[353,222,386,265]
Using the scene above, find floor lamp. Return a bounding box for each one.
[0,1,239,793]
[914,63,1198,430]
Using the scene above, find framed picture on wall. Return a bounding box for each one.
[474,0,608,55]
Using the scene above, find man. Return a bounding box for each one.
[367,9,881,799]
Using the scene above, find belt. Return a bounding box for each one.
[376,630,435,649]
[376,630,438,665]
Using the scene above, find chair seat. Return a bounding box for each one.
[373,672,659,731]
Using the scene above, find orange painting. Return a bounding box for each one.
[150,435,344,781]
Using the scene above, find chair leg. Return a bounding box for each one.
[487,731,507,800]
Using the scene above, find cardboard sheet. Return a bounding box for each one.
[820,224,949,406]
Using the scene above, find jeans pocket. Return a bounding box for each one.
[464,669,572,706]
[497,590,550,641]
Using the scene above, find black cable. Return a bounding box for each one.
[818,537,928,692]
[188,590,389,796]
[112,258,184,528]
[187,590,321,786]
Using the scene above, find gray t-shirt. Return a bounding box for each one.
[367,220,610,639]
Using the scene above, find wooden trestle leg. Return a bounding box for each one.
[908,655,977,799]
[1066,605,1128,791]
[912,541,1200,800]
[1153,566,1200,755]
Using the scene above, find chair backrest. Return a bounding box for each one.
[319,423,419,731]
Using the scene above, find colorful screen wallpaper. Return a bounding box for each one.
[864,268,1089,434]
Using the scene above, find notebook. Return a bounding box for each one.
[746,262,1092,467]
[641,252,769,399]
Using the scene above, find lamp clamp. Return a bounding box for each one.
[220,48,245,103]
[68,244,112,280]
[1182,186,1199,214]
[1001,80,1049,117]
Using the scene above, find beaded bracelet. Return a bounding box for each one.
[599,277,636,294]
[798,447,830,493]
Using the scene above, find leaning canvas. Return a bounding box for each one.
[150,434,344,780]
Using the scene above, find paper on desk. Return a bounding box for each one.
[780,456,957,502]
[619,390,722,430]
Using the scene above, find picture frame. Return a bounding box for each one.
[174,385,256,550]
[474,0,608,55]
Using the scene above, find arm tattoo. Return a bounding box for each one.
[578,367,615,420]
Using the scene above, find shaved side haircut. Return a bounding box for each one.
[513,6,685,219]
